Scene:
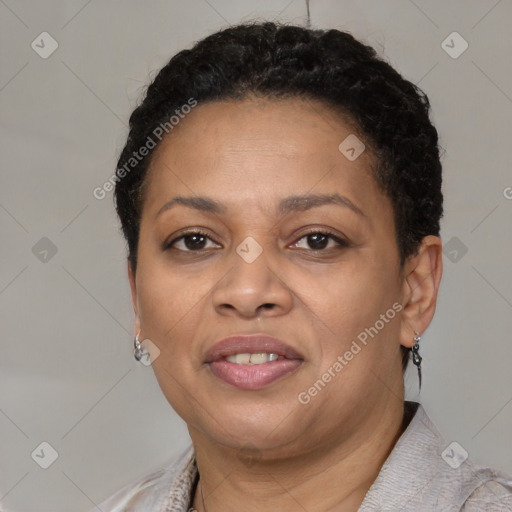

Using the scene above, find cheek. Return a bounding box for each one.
[136,259,209,354]
[306,258,400,361]
[136,264,209,413]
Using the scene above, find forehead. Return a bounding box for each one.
[141,97,387,221]
[150,97,366,163]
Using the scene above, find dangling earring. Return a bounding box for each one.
[134,330,144,361]
[412,331,422,389]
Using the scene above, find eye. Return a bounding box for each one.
[165,230,221,252]
[164,228,349,253]
[292,230,349,251]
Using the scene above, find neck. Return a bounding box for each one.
[191,397,409,512]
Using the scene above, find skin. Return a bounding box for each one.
[128,96,443,512]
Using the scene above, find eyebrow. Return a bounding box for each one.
[155,193,366,219]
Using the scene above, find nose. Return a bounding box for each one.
[211,244,293,319]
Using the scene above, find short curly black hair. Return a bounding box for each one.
[113,21,443,372]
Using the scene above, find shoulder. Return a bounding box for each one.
[359,402,512,511]
[89,445,197,512]
[411,403,512,511]
[411,404,512,511]
[461,469,512,511]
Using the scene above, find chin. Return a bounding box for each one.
[191,401,313,454]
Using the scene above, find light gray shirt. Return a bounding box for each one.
[92,402,512,511]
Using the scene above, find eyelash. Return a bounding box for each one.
[164,228,349,253]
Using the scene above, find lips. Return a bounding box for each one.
[205,335,303,363]
[205,334,304,390]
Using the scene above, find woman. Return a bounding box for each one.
[94,21,512,511]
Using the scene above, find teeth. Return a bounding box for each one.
[249,353,269,364]
[231,353,251,364]
[225,352,279,364]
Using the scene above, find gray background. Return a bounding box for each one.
[1,1,511,510]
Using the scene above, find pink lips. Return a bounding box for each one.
[205,335,303,390]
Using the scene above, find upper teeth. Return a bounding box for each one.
[226,353,279,364]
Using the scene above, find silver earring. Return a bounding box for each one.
[134,331,144,361]
[412,331,422,388]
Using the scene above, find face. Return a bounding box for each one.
[130,97,411,457]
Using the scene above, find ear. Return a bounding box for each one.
[128,260,141,336]
[399,235,443,348]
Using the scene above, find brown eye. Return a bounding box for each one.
[166,231,221,252]
[305,233,329,250]
[181,234,208,250]
[293,231,348,251]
